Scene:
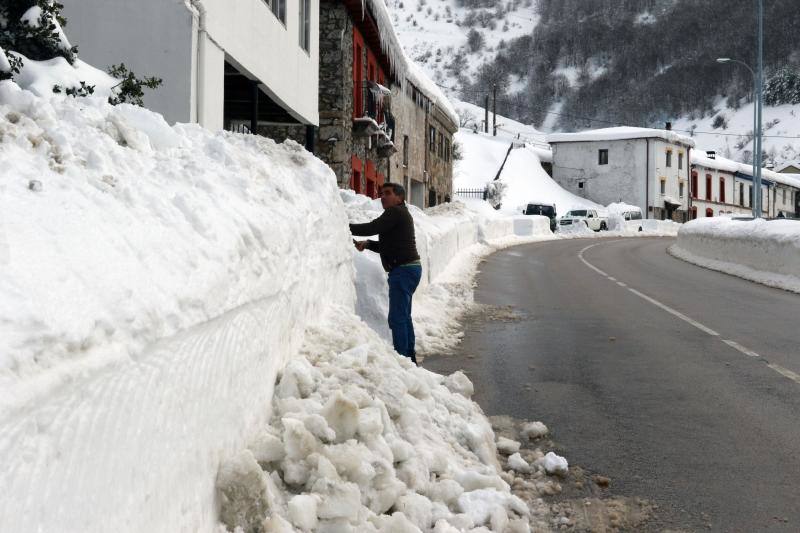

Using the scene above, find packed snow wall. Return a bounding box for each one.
[0,82,354,532]
[671,218,800,292]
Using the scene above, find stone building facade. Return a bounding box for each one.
[315,0,457,205]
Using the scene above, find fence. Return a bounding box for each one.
[454,188,487,200]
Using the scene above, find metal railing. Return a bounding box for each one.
[454,188,487,200]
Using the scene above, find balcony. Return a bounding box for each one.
[353,81,394,143]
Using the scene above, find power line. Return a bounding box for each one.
[437,81,800,140]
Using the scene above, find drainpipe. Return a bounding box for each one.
[189,0,207,126]
[645,138,650,219]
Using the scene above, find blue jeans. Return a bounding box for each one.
[387,265,422,359]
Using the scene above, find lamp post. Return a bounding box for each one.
[716,2,764,218]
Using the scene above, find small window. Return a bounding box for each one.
[739,183,744,206]
[660,180,666,194]
[705,174,712,201]
[403,135,409,166]
[720,178,726,203]
[679,182,684,198]
[783,189,787,203]
[678,152,684,170]
[267,0,286,24]
[299,0,310,51]
[578,181,585,189]
[666,150,672,168]
[438,132,444,158]
[429,126,436,152]
[598,149,608,165]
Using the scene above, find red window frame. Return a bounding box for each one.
[705,208,714,217]
[719,177,726,203]
[691,171,698,199]
[353,28,365,119]
[705,174,712,201]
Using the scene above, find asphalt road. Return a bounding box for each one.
[425,237,800,532]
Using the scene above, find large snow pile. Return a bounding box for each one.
[0,80,355,531]
[217,309,538,532]
[671,218,800,293]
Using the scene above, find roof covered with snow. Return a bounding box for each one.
[547,127,696,148]
[404,53,459,127]
[691,152,800,189]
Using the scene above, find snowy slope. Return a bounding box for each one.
[388,0,538,91]
[673,99,800,169]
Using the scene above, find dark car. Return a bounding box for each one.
[522,203,557,231]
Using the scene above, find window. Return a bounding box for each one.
[666,150,672,168]
[783,188,787,204]
[598,149,608,165]
[438,132,444,158]
[748,185,752,207]
[691,171,698,198]
[402,135,409,166]
[299,0,310,51]
[660,179,666,195]
[719,178,726,203]
[679,182,684,198]
[705,174,712,200]
[739,183,744,206]
[429,126,436,152]
[578,181,584,189]
[678,152,684,170]
[706,208,714,218]
[267,0,286,24]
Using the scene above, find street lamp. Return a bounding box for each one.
[716,0,764,218]
[717,57,759,217]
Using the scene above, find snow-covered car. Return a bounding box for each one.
[521,202,557,231]
[619,209,643,231]
[558,209,608,231]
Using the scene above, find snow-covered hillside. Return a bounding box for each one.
[389,0,538,91]
[673,99,800,169]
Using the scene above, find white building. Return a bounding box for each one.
[692,152,800,219]
[547,127,695,221]
[62,0,318,140]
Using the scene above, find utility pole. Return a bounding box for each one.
[755,0,764,218]
[484,95,489,133]
[492,84,497,137]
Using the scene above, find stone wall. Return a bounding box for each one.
[389,82,428,207]
[427,106,456,205]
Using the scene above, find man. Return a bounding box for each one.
[350,183,422,365]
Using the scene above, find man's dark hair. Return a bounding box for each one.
[382,182,406,202]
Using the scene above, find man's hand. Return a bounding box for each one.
[354,240,367,252]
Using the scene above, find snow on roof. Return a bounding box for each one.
[777,162,800,172]
[547,126,696,148]
[691,152,800,189]
[404,54,458,127]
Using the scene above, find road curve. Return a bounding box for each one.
[426,237,800,532]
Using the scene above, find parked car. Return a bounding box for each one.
[521,203,557,231]
[559,209,608,231]
[620,209,643,231]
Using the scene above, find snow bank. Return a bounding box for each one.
[0,81,354,531]
[671,218,800,293]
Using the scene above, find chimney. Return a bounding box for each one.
[706,150,716,160]
[665,122,672,131]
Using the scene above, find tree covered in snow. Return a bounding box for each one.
[765,67,800,106]
[0,0,77,71]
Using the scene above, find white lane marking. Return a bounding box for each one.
[767,364,800,385]
[578,240,800,386]
[626,287,720,337]
[722,339,761,358]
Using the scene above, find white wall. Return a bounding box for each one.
[202,0,319,126]
[62,0,319,128]
[650,139,689,213]
[551,138,648,212]
[62,0,195,125]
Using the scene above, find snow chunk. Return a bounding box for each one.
[540,452,569,477]
[507,453,530,473]
[216,450,271,533]
[250,431,286,464]
[521,421,549,440]
[443,370,474,398]
[457,489,529,526]
[323,391,360,443]
[496,437,521,455]
[288,494,319,531]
